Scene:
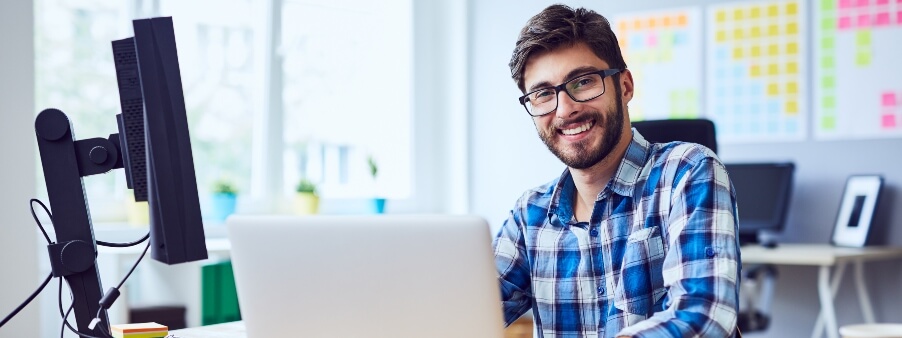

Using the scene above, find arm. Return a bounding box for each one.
[617,156,740,337]
[494,208,533,327]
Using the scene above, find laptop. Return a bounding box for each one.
[227,215,505,338]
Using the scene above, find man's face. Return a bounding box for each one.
[522,42,628,170]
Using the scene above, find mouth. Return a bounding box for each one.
[558,120,595,136]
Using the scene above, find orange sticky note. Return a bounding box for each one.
[677,14,688,26]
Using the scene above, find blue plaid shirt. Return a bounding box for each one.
[494,129,740,338]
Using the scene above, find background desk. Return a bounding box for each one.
[741,244,902,338]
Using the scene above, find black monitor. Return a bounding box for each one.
[31,16,206,336]
[725,162,795,246]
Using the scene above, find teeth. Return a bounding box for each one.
[561,121,592,135]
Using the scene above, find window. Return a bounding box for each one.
[35,0,414,222]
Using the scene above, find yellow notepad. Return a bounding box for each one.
[110,322,168,338]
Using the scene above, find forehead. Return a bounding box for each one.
[522,42,610,90]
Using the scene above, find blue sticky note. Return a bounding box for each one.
[717,47,728,61]
[632,35,645,49]
[716,104,727,115]
[768,100,780,114]
[768,121,779,133]
[734,104,745,114]
[750,103,761,114]
[717,86,727,98]
[750,122,761,133]
[674,31,687,45]
[786,120,798,133]
[733,65,744,78]
[734,85,743,97]
[751,84,763,97]
[717,67,727,79]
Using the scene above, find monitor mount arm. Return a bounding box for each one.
[35,108,131,337]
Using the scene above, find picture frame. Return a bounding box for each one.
[831,175,884,247]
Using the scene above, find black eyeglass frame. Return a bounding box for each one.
[518,68,623,117]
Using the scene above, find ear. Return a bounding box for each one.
[619,69,634,105]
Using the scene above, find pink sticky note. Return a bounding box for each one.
[857,0,870,6]
[857,14,871,27]
[839,16,853,29]
[840,0,855,7]
[883,92,897,107]
[877,0,889,4]
[647,33,658,47]
[875,12,891,25]
[897,11,902,24]
[882,114,896,128]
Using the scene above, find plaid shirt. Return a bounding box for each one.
[494,130,740,338]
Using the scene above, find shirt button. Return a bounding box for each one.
[705,247,716,257]
[590,229,599,237]
[597,286,605,295]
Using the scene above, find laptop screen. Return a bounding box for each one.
[724,162,795,245]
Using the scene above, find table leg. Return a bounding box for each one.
[853,260,876,323]
[813,264,841,338]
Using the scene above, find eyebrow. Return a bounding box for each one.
[526,66,601,93]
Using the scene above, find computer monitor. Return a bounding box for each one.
[725,162,795,246]
[32,16,206,336]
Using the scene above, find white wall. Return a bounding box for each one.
[467,1,902,337]
[0,1,40,337]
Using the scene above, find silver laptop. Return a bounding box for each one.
[227,215,504,338]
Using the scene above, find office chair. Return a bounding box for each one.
[631,118,718,154]
[630,118,774,334]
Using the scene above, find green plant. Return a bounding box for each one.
[296,178,318,195]
[367,155,378,179]
[212,179,237,195]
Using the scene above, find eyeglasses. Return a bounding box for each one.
[518,69,622,117]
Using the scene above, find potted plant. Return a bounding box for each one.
[294,178,319,215]
[211,178,238,223]
[367,156,386,214]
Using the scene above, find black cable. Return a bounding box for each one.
[61,303,73,338]
[30,198,53,244]
[97,233,149,248]
[118,242,150,289]
[0,272,53,328]
[58,276,109,338]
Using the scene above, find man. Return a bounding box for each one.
[494,4,740,338]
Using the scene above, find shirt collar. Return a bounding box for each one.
[547,128,652,225]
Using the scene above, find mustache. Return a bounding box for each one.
[551,111,601,130]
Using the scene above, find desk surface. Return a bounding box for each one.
[741,243,902,266]
[170,321,245,338]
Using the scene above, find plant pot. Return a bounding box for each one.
[211,192,237,223]
[370,198,386,214]
[294,192,320,215]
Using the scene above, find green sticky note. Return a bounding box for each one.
[856,52,871,66]
[821,116,836,130]
[822,76,836,89]
[822,18,836,31]
[821,36,835,49]
[856,30,871,46]
[821,0,834,10]
[822,56,835,69]
[823,96,836,109]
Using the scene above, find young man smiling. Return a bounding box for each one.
[493,5,741,338]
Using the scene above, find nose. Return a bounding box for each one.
[554,90,579,119]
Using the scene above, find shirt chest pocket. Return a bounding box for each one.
[613,225,667,316]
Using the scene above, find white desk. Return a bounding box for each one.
[741,244,902,338]
[169,321,245,337]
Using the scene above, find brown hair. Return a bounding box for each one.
[509,4,627,92]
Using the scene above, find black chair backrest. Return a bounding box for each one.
[631,119,718,154]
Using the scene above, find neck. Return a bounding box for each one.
[569,128,632,208]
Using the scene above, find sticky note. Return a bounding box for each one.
[734,9,745,20]
[768,63,779,75]
[857,0,870,6]
[786,42,799,55]
[717,68,727,79]
[786,100,799,114]
[786,22,799,35]
[751,7,762,18]
[633,19,643,30]
[619,21,629,32]
[857,14,871,27]
[857,30,871,46]
[752,84,764,96]
[648,33,658,47]
[822,76,836,89]
[768,4,780,17]
[787,3,798,15]
[823,96,836,108]
[877,0,889,4]
[883,92,898,107]
[768,44,779,56]
[751,103,762,114]
[751,26,762,38]
[786,62,799,74]
[856,52,871,66]
[787,82,799,94]
[716,30,727,42]
[751,45,762,57]
[839,16,853,29]
[663,16,673,27]
[821,36,835,49]
[875,12,891,26]
[822,56,836,68]
[733,47,744,59]
[768,83,780,95]
[734,85,743,96]
[717,47,728,60]
[717,86,727,98]
[898,11,902,24]
[823,0,836,9]
[768,100,781,114]
[840,0,854,7]
[734,28,745,40]
[734,65,745,78]
[678,14,687,26]
[882,114,897,128]
[751,64,763,77]
[822,18,836,30]
[768,24,780,36]
[647,18,657,29]
[822,116,836,130]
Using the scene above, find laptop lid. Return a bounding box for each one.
[227,215,504,338]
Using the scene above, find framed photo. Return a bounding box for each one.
[831,175,884,247]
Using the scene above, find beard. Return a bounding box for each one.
[537,103,625,170]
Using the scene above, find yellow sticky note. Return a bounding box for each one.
[787,82,798,94]
[716,10,726,23]
[786,22,799,35]
[786,100,799,114]
[619,21,628,32]
[733,28,745,40]
[733,47,744,59]
[768,44,779,56]
[751,45,762,57]
[662,16,673,27]
[786,62,799,74]
[751,64,762,77]
[716,30,727,42]
[633,19,643,30]
[768,83,780,96]
[677,14,687,26]
[750,6,762,18]
[857,30,871,46]
[857,52,871,66]
[768,4,779,17]
[786,3,798,16]
[768,24,780,36]
[734,9,745,20]
[768,63,779,75]
[786,42,799,55]
[751,26,762,38]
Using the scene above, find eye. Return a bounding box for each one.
[571,76,597,90]
[530,89,555,103]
